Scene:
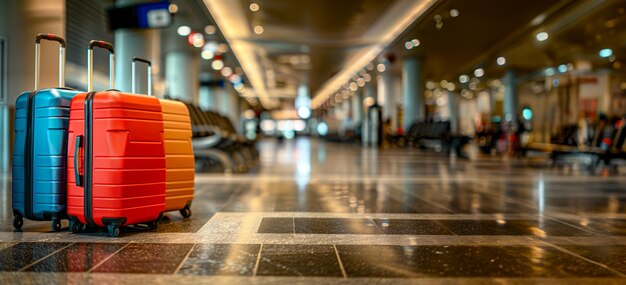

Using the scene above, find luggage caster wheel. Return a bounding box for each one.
[107,225,120,237]
[51,219,62,232]
[69,221,82,233]
[179,207,192,218]
[13,215,23,230]
[147,221,158,231]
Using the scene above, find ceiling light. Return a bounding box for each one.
[349,82,358,91]
[446,82,455,91]
[613,61,622,69]
[168,4,178,13]
[377,63,386,73]
[440,80,448,86]
[536,32,549,42]
[204,25,216,35]
[253,25,264,34]
[558,64,567,73]
[411,39,420,46]
[496,57,506,66]
[364,73,371,82]
[599,48,613,58]
[249,3,259,12]
[450,9,459,17]
[357,78,365,87]
[459,75,469,83]
[474,68,484,77]
[221,67,233,77]
[404,41,413,50]
[212,59,224,70]
[366,63,374,71]
[201,50,214,60]
[177,26,191,36]
[217,43,229,53]
[188,32,204,47]
[425,81,435,89]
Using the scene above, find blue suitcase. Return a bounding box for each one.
[12,34,81,231]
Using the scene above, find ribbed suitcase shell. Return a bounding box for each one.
[66,91,166,227]
[13,89,80,221]
[159,99,195,213]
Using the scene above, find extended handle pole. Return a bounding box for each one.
[131,57,152,96]
[34,33,66,90]
[87,40,115,91]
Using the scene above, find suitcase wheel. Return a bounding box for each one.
[179,207,192,219]
[69,220,84,233]
[51,219,62,232]
[147,221,158,231]
[13,215,24,230]
[107,225,120,237]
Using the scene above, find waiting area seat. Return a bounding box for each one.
[526,117,626,173]
[399,121,470,157]
[174,99,259,173]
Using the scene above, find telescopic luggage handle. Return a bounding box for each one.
[131,57,152,96]
[87,40,115,91]
[34,33,66,89]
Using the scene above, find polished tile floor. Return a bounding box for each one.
[1,138,626,284]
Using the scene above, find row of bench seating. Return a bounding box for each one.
[175,99,259,173]
[527,117,626,173]
[397,121,470,157]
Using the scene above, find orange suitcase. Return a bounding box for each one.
[132,58,195,218]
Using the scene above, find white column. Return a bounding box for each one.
[165,51,200,103]
[351,90,363,126]
[1,0,65,175]
[377,62,396,130]
[362,83,375,146]
[114,0,159,94]
[503,69,517,123]
[402,57,424,130]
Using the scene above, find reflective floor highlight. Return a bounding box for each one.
[1,138,626,284]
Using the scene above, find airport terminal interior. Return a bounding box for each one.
[1,0,626,284]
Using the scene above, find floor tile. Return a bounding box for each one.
[256,244,342,277]
[436,219,592,236]
[561,245,626,274]
[0,242,71,271]
[91,243,193,274]
[177,244,260,276]
[294,218,384,234]
[336,245,619,278]
[258,218,294,234]
[567,219,626,236]
[24,243,127,272]
[373,219,454,235]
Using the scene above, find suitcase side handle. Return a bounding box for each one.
[87,40,115,91]
[34,33,66,89]
[74,135,83,187]
[131,57,152,96]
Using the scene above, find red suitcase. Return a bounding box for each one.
[66,41,166,237]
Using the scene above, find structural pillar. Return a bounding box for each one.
[115,0,160,94]
[377,60,396,130]
[165,50,200,103]
[503,69,518,123]
[447,91,459,133]
[402,57,424,131]
[362,82,375,146]
[351,90,363,126]
[0,0,65,176]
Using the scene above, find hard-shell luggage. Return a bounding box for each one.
[66,41,166,237]
[12,34,81,231]
[131,58,194,218]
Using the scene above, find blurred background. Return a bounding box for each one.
[1,0,626,175]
